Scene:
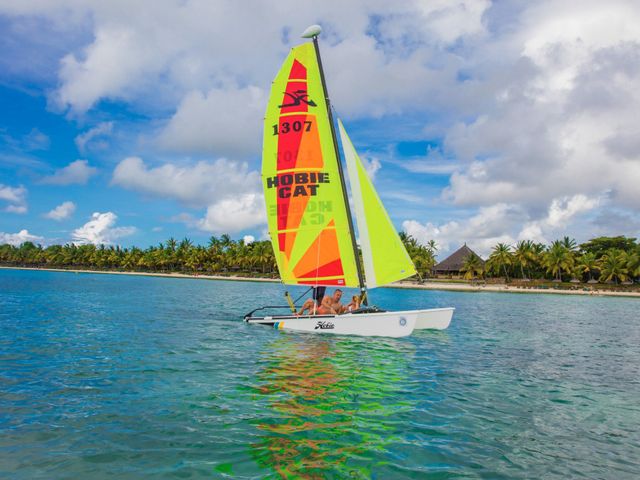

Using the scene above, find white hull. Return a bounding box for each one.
[414,307,454,330]
[245,307,454,338]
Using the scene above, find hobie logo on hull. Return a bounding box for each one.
[315,321,335,330]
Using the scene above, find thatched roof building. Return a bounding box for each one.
[433,244,484,275]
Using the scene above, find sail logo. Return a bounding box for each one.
[315,320,335,330]
[279,89,317,108]
[266,172,330,198]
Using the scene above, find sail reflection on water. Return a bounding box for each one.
[250,336,415,478]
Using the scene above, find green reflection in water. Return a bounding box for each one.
[250,334,416,479]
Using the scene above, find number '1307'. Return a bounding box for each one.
[272,120,312,135]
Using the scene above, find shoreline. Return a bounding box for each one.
[0,265,280,283]
[2,265,639,298]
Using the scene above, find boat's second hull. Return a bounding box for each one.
[414,307,454,330]
[245,307,454,337]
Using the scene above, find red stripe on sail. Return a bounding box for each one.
[299,278,346,286]
[276,60,310,255]
[298,258,344,279]
[289,59,307,79]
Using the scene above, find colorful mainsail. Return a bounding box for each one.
[263,43,359,287]
[339,120,417,288]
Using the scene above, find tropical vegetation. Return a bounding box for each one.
[0,235,638,285]
[469,235,639,285]
[0,235,277,277]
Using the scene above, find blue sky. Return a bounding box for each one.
[1,1,640,257]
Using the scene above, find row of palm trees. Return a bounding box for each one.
[461,237,640,284]
[0,233,439,279]
[1,234,638,284]
[0,235,277,276]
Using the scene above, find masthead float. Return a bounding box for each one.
[244,25,454,337]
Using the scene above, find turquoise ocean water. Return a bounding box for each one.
[1,268,639,479]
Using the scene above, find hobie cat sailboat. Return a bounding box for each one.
[244,25,454,337]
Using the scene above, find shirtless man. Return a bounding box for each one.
[319,289,346,314]
[297,297,318,315]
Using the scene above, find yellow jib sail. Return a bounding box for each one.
[263,44,359,287]
[339,120,417,288]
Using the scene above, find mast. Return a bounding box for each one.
[310,31,367,303]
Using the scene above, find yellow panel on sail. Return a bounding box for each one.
[262,44,359,287]
[339,120,417,288]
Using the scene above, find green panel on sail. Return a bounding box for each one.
[262,44,359,287]
[339,120,417,288]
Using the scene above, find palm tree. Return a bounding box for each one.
[544,240,573,281]
[220,234,232,251]
[576,252,598,282]
[252,241,275,273]
[398,233,436,278]
[514,240,535,279]
[562,236,578,253]
[179,237,193,250]
[624,250,640,282]
[208,236,221,250]
[460,253,484,280]
[412,248,436,278]
[165,237,177,252]
[487,243,513,281]
[399,232,418,250]
[598,249,628,284]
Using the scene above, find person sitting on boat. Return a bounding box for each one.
[297,287,330,315]
[346,295,360,312]
[319,289,346,314]
[297,297,319,315]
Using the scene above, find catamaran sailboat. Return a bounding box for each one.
[244,25,454,337]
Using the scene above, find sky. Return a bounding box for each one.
[1,0,640,258]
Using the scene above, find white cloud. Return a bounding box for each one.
[112,156,266,233]
[0,1,488,118]
[72,212,136,245]
[359,154,382,181]
[44,201,76,221]
[518,194,601,244]
[159,86,265,157]
[23,128,50,151]
[0,229,44,246]
[0,184,27,214]
[5,205,27,214]
[404,203,521,258]
[197,193,265,234]
[404,193,604,258]
[75,122,113,153]
[41,160,98,185]
[112,156,261,207]
[1,128,49,152]
[243,235,255,244]
[55,24,152,113]
[441,1,640,217]
[399,146,459,175]
[383,191,425,204]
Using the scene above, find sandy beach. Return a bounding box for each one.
[3,266,639,298]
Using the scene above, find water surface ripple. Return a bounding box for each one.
[1,269,639,478]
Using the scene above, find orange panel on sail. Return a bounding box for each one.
[292,221,344,281]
